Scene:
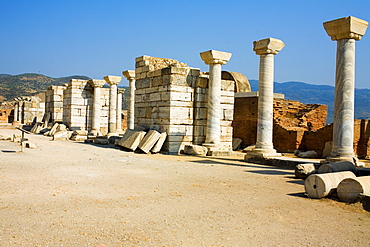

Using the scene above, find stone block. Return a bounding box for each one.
[118,130,146,151]
[232,138,242,151]
[151,132,167,153]
[184,145,207,156]
[94,138,109,145]
[138,130,161,153]
[53,130,69,141]
[295,163,316,179]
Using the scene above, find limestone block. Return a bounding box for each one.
[221,80,235,92]
[296,150,319,158]
[322,141,332,158]
[138,130,161,153]
[221,96,234,104]
[337,177,370,202]
[318,161,357,175]
[232,138,242,151]
[195,108,207,119]
[184,145,207,156]
[167,135,193,142]
[53,130,69,141]
[168,85,194,93]
[94,138,109,145]
[194,126,204,136]
[304,171,355,199]
[118,130,146,151]
[169,101,193,107]
[295,163,316,179]
[162,91,192,102]
[223,109,234,121]
[150,92,162,101]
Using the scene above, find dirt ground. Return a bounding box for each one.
[0,128,369,247]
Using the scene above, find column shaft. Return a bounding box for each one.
[116,93,122,131]
[205,63,222,144]
[92,87,101,132]
[128,79,135,130]
[14,103,19,122]
[331,39,356,157]
[109,84,117,133]
[256,54,274,150]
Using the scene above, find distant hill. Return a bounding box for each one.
[0,73,91,102]
[0,73,130,109]
[249,80,370,123]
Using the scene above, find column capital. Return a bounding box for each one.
[253,38,285,55]
[200,50,232,65]
[122,70,136,80]
[88,79,106,88]
[117,88,125,94]
[324,16,368,41]
[104,75,122,85]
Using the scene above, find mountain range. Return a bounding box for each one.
[249,80,370,123]
[1,73,369,123]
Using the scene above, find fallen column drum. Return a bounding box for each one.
[337,176,370,203]
[304,171,356,199]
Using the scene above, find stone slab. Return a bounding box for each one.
[151,132,167,153]
[138,130,161,153]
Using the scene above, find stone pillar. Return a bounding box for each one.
[104,75,122,135]
[13,101,19,122]
[88,79,106,136]
[245,38,285,161]
[122,70,136,130]
[323,16,368,164]
[200,50,232,155]
[116,88,125,132]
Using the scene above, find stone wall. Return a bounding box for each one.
[45,85,66,123]
[63,79,109,132]
[233,94,327,151]
[134,55,235,154]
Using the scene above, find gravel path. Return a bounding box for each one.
[0,129,369,246]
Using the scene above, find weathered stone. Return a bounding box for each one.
[296,150,319,158]
[151,132,167,153]
[94,138,109,145]
[118,130,146,151]
[322,141,332,158]
[24,141,37,149]
[184,145,208,156]
[295,163,316,179]
[53,130,69,141]
[138,130,161,154]
[304,171,356,199]
[337,176,370,203]
[318,161,357,175]
[232,138,242,150]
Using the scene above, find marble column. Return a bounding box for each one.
[200,50,232,155]
[116,88,125,132]
[104,75,122,135]
[13,101,19,122]
[324,16,368,164]
[122,70,136,130]
[88,79,106,136]
[245,38,285,160]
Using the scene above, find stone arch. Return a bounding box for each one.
[221,71,251,93]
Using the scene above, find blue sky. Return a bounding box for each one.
[1,0,370,88]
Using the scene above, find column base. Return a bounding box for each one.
[202,143,232,156]
[244,148,281,162]
[323,155,365,167]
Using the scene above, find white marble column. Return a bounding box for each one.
[245,38,284,160]
[323,16,368,163]
[116,88,125,132]
[122,70,136,130]
[104,75,122,135]
[88,79,106,136]
[200,50,232,155]
[13,101,19,122]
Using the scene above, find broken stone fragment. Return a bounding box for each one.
[24,141,37,149]
[184,145,208,156]
[295,163,316,179]
[296,150,318,158]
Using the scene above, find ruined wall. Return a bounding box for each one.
[45,85,66,123]
[63,79,109,132]
[233,95,328,150]
[20,96,45,124]
[134,55,235,154]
